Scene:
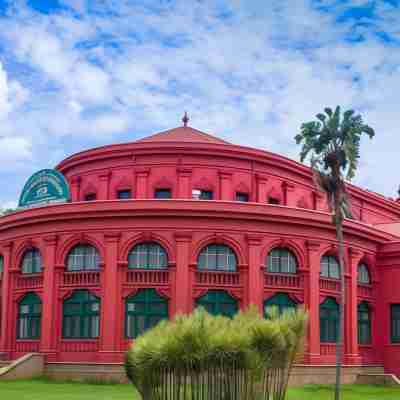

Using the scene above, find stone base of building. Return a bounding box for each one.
[43,362,385,386]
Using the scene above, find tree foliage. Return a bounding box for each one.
[125,307,307,400]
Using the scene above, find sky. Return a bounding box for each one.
[0,0,399,209]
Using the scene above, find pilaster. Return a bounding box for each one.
[246,234,263,313]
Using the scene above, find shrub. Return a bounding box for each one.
[125,306,307,400]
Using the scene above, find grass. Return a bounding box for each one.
[0,379,399,399]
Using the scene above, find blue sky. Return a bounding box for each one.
[0,0,399,209]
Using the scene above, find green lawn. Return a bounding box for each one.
[0,379,399,399]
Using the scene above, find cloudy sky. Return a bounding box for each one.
[0,0,399,209]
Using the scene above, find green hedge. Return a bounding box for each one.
[125,306,307,400]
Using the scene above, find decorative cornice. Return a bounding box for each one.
[174,232,193,242]
[104,232,121,243]
[246,234,263,245]
[43,235,58,245]
[306,240,321,251]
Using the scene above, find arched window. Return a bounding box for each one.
[0,255,3,274]
[125,289,168,339]
[267,248,297,274]
[320,297,339,343]
[358,264,370,285]
[67,244,101,272]
[196,290,238,318]
[21,248,42,274]
[320,255,340,279]
[62,290,100,339]
[128,242,168,269]
[197,244,237,272]
[264,293,297,318]
[358,302,371,345]
[17,292,41,339]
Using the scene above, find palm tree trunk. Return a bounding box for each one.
[335,220,345,400]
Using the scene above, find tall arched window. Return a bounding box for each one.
[17,292,41,339]
[358,302,371,345]
[62,290,100,339]
[320,297,339,342]
[0,255,3,274]
[21,248,42,274]
[320,255,340,279]
[267,248,297,274]
[197,244,237,272]
[358,264,370,285]
[125,289,168,339]
[264,293,297,318]
[196,290,238,317]
[67,244,101,271]
[128,242,168,269]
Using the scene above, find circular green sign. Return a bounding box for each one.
[19,169,71,208]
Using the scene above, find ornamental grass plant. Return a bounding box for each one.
[125,306,307,400]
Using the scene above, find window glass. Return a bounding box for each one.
[196,290,238,318]
[391,304,400,343]
[62,290,100,339]
[197,244,237,272]
[268,197,280,205]
[155,189,171,199]
[358,264,371,284]
[236,192,249,202]
[320,255,340,279]
[67,244,100,272]
[21,248,42,274]
[117,189,132,199]
[0,255,3,273]
[125,289,168,338]
[17,293,42,340]
[128,242,168,269]
[266,248,297,274]
[199,190,213,200]
[320,297,339,342]
[85,193,97,201]
[358,302,371,344]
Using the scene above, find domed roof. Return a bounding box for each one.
[137,126,230,145]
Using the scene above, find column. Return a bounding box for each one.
[135,168,150,199]
[70,176,81,202]
[344,248,362,364]
[305,240,321,364]
[256,174,268,203]
[99,233,121,362]
[98,171,111,200]
[0,242,13,358]
[219,171,233,201]
[177,168,192,199]
[174,232,192,315]
[246,235,264,313]
[282,181,296,207]
[40,235,58,360]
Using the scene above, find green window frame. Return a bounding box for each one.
[358,302,371,345]
[17,292,42,339]
[21,248,42,274]
[197,244,237,272]
[62,290,100,339]
[358,264,370,285]
[320,297,339,343]
[67,244,101,272]
[235,192,249,202]
[391,304,400,343]
[125,289,168,339]
[267,247,297,274]
[264,293,297,318]
[320,255,340,279]
[0,254,3,274]
[128,242,168,269]
[196,290,238,318]
[117,189,132,199]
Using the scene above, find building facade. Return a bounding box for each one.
[1,125,400,376]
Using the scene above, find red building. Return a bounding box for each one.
[2,124,400,380]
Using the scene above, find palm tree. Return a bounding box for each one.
[295,106,375,400]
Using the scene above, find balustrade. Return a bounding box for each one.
[62,271,100,287]
[15,340,40,353]
[60,340,99,352]
[264,273,303,289]
[126,269,169,285]
[319,278,340,292]
[15,274,43,290]
[195,271,241,286]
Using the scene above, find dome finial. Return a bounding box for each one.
[182,111,189,127]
